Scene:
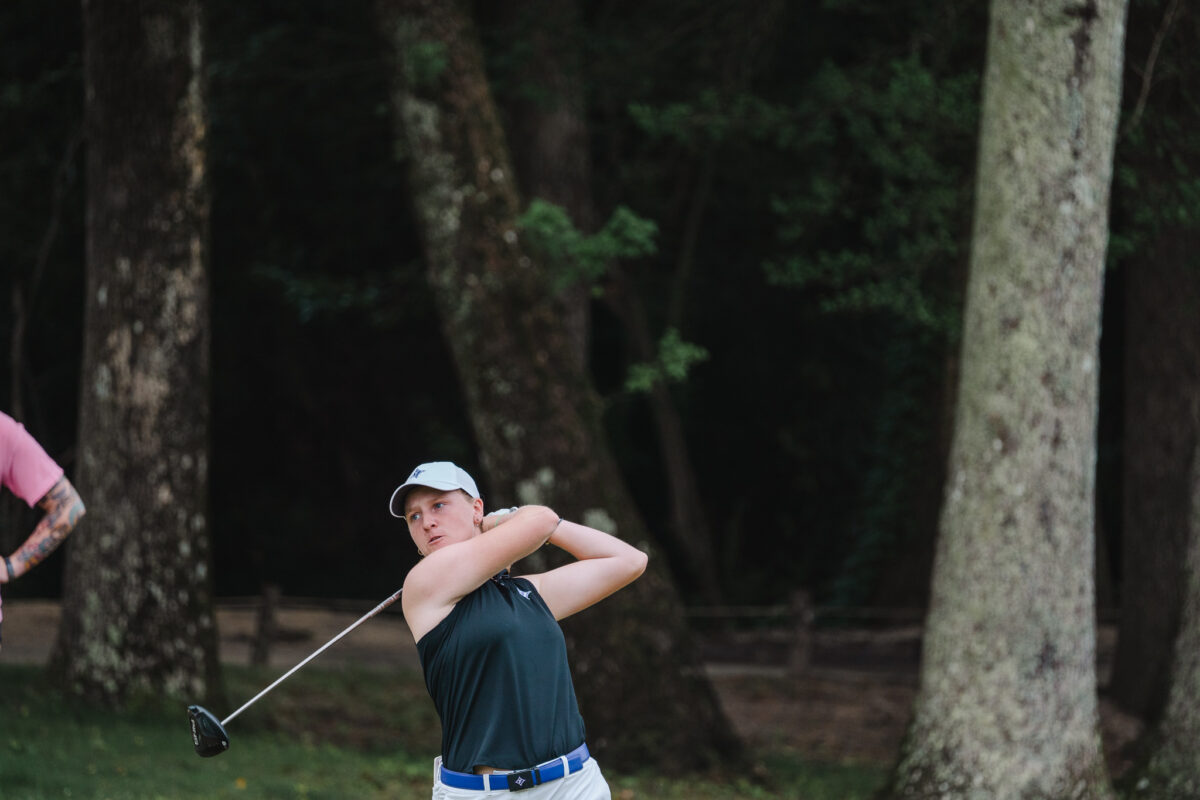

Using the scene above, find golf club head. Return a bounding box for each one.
[188,704,230,757]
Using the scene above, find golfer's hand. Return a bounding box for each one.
[481,507,518,533]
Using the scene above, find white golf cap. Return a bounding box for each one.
[389,461,480,518]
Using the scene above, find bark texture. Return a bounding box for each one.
[53,0,220,705]
[378,0,742,772]
[880,0,1127,797]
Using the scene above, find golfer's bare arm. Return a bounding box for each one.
[521,520,648,621]
[2,476,86,582]
[402,505,560,641]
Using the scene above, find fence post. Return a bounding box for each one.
[251,583,281,667]
[787,589,814,676]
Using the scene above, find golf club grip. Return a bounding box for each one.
[221,587,403,726]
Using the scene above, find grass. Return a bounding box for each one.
[0,663,885,799]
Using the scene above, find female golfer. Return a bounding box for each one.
[390,461,647,799]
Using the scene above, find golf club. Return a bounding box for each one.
[188,587,403,757]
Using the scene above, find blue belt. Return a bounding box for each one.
[439,743,590,792]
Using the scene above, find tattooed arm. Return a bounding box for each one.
[2,475,86,582]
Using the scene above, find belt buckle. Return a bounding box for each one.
[506,769,535,791]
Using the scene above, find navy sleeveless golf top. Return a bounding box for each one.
[416,570,587,773]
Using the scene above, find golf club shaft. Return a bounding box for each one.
[221,588,403,725]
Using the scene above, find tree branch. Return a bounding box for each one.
[1123,0,1181,137]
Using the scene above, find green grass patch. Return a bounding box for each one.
[0,663,884,799]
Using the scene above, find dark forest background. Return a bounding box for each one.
[1,0,1191,614]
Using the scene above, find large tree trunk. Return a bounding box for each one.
[52,0,220,706]
[378,0,742,772]
[879,1,1127,797]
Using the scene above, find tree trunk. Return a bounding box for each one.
[602,271,723,602]
[52,0,220,706]
[378,0,742,772]
[879,1,1127,797]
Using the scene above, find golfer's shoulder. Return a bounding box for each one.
[402,557,469,641]
[402,546,471,602]
[401,554,440,596]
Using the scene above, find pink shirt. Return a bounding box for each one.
[0,412,64,623]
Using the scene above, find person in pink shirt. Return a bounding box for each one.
[0,411,86,649]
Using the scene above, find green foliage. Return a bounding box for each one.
[570,0,990,603]
[762,55,978,338]
[755,49,979,602]
[514,199,709,395]
[517,199,658,292]
[625,327,710,394]
[251,263,407,326]
[630,90,819,153]
[1108,4,1200,273]
[619,21,981,601]
[624,35,979,341]
[595,205,659,264]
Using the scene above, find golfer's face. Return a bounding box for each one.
[404,487,479,555]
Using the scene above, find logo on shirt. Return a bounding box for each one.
[517,587,532,600]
